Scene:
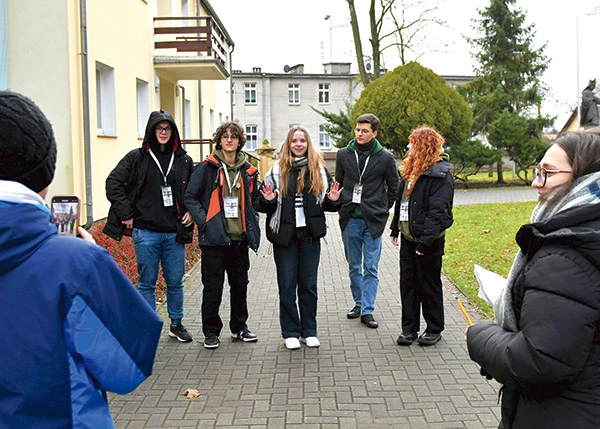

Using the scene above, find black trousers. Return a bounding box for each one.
[399,235,445,334]
[200,242,250,337]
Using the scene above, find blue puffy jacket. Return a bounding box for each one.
[0,181,163,428]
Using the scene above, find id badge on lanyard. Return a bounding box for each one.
[223,167,241,218]
[150,150,175,208]
[224,196,239,218]
[353,152,370,204]
[352,183,362,203]
[161,185,174,207]
[399,201,409,221]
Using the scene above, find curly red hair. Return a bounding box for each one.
[400,125,445,195]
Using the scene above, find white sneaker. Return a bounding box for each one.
[301,337,320,348]
[284,337,301,350]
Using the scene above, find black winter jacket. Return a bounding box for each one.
[467,203,600,429]
[184,153,260,252]
[390,159,454,253]
[256,164,341,246]
[103,110,193,243]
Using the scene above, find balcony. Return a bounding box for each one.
[153,16,231,82]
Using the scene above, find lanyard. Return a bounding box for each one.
[223,166,241,194]
[149,150,174,186]
[354,151,370,185]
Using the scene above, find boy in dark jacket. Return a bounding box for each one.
[184,120,260,349]
[104,109,194,342]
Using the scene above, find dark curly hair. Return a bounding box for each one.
[213,120,246,152]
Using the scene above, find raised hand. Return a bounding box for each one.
[260,183,277,201]
[327,181,343,202]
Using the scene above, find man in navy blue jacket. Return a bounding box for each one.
[0,91,162,428]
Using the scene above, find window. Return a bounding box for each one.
[96,62,116,136]
[319,124,331,150]
[318,83,330,104]
[183,99,191,139]
[244,83,256,104]
[245,124,258,150]
[136,79,149,138]
[288,83,300,104]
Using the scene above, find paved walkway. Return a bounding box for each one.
[108,190,537,428]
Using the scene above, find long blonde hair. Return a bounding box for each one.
[400,125,444,194]
[278,126,325,196]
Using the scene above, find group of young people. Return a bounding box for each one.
[4,87,600,428]
[103,108,455,352]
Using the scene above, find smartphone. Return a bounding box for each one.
[51,195,80,237]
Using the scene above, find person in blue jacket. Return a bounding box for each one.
[0,91,163,428]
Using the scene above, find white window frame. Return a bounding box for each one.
[245,124,258,150]
[319,124,331,150]
[136,79,149,138]
[288,83,300,105]
[183,99,191,139]
[318,83,330,104]
[244,83,257,104]
[96,62,116,136]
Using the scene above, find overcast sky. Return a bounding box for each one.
[216,0,600,130]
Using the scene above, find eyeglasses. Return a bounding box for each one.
[532,167,571,187]
[221,133,239,140]
[355,128,372,135]
[155,126,172,133]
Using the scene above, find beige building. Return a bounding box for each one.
[1,0,233,226]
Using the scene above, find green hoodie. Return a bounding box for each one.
[213,149,248,241]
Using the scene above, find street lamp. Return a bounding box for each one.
[324,15,332,62]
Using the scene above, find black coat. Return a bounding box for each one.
[257,165,340,246]
[390,159,454,254]
[467,203,600,429]
[103,110,193,243]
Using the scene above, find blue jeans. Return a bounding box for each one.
[273,236,320,339]
[341,217,382,315]
[132,228,185,322]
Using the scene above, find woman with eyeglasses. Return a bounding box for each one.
[467,131,600,429]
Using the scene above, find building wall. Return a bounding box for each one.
[7,0,74,197]
[232,68,363,154]
[5,0,230,222]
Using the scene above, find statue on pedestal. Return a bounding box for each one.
[581,79,600,128]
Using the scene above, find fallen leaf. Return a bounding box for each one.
[183,388,200,398]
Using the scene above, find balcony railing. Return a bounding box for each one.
[153,16,228,70]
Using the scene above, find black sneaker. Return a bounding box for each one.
[231,327,258,342]
[417,332,442,346]
[203,335,220,349]
[396,332,418,346]
[169,324,193,342]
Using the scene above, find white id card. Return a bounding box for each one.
[224,196,239,218]
[161,185,173,207]
[352,183,362,203]
[399,201,409,221]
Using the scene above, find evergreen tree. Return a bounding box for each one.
[351,61,472,155]
[459,0,551,183]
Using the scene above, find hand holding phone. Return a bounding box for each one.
[51,195,80,237]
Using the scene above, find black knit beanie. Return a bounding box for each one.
[0,91,57,192]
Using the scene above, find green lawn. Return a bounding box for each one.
[443,200,537,319]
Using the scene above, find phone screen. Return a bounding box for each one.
[51,196,80,237]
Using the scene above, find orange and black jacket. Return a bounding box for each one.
[184,154,260,251]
